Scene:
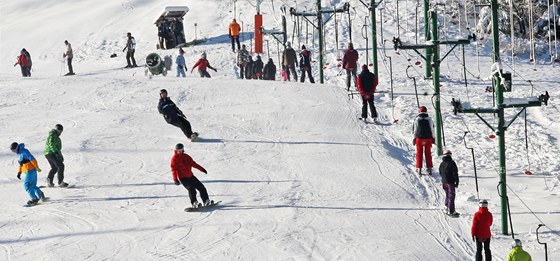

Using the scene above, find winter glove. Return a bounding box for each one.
[174,179,180,185]
[17,172,21,180]
[454,182,459,188]
[37,168,42,172]
[212,68,217,72]
[14,64,17,67]
[201,168,208,174]
[412,138,416,145]
[122,48,126,52]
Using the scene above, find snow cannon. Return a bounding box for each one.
[145,53,167,78]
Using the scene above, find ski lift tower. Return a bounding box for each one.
[451,0,550,235]
[254,0,264,54]
[290,1,350,84]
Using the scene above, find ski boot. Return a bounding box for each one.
[59,182,69,188]
[204,199,214,206]
[40,191,47,202]
[427,168,433,175]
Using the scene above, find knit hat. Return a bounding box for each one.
[10,142,18,152]
[361,64,368,71]
[160,89,167,94]
[55,124,63,131]
[443,149,452,156]
[179,48,185,54]
[418,106,428,113]
[479,199,488,208]
[301,45,306,49]
[286,42,291,48]
[175,143,184,150]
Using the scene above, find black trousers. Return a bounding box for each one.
[126,49,137,66]
[179,176,209,204]
[300,68,314,83]
[231,36,240,51]
[169,117,193,138]
[361,95,378,119]
[67,57,74,74]
[475,237,492,261]
[45,153,65,184]
[285,65,297,81]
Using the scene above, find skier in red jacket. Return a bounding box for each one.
[471,199,493,261]
[170,143,212,208]
[191,52,217,78]
[342,42,359,91]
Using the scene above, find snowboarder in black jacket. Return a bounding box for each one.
[439,149,459,215]
[158,89,196,140]
[245,56,255,80]
[263,58,276,80]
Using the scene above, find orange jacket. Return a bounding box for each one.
[229,21,241,37]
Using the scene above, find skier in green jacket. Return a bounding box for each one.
[507,239,532,261]
[44,124,68,187]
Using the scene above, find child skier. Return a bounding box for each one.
[10,142,46,206]
[438,149,459,216]
[191,52,217,78]
[412,106,435,175]
[170,143,212,208]
[176,48,186,77]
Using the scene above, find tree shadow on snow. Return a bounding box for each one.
[215,204,442,212]
[53,195,185,203]
[194,137,224,143]
[224,139,367,146]
[87,182,171,188]
[204,179,297,184]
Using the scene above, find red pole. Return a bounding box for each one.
[254,14,263,53]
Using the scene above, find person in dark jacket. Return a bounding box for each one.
[237,45,249,79]
[44,124,68,187]
[282,42,298,81]
[412,106,436,175]
[171,18,184,46]
[245,56,255,80]
[63,40,75,75]
[299,45,315,83]
[472,200,493,261]
[253,55,264,79]
[357,65,378,120]
[171,143,212,208]
[158,89,197,140]
[439,149,459,215]
[342,42,359,91]
[263,58,277,80]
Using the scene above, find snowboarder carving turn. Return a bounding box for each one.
[158,89,198,141]
[10,142,46,207]
[170,143,213,208]
[412,106,435,175]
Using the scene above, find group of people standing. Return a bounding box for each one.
[236,45,275,80]
[157,17,185,49]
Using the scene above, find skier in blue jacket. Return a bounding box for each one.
[10,142,46,206]
[176,48,186,77]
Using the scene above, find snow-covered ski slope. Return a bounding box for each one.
[1,0,559,260]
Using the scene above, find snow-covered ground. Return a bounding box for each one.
[1,0,559,260]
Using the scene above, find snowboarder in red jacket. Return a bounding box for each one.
[170,143,211,208]
[471,199,493,261]
[357,64,378,121]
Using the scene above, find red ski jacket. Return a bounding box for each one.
[170,151,206,180]
[191,58,215,72]
[14,54,29,67]
[471,207,493,238]
[342,48,358,70]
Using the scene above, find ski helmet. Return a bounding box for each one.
[175,143,184,150]
[10,142,18,153]
[418,106,428,113]
[512,239,522,248]
[443,149,452,156]
[479,199,488,208]
[160,89,167,94]
[55,124,63,131]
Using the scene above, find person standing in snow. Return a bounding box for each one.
[171,18,184,46]
[245,56,254,80]
[63,40,75,76]
[237,44,249,79]
[472,199,493,261]
[228,19,241,52]
[176,48,186,77]
[412,106,436,175]
[438,149,459,215]
[357,65,378,120]
[299,45,315,83]
[263,58,277,81]
[507,239,532,261]
[14,49,31,77]
[44,124,68,188]
[282,42,298,81]
[123,32,138,68]
[191,52,217,78]
[22,48,32,71]
[171,143,212,208]
[253,55,264,80]
[10,142,46,207]
[342,42,359,91]
[158,89,197,140]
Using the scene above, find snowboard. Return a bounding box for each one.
[190,132,199,142]
[39,184,76,189]
[23,198,49,207]
[184,200,221,212]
